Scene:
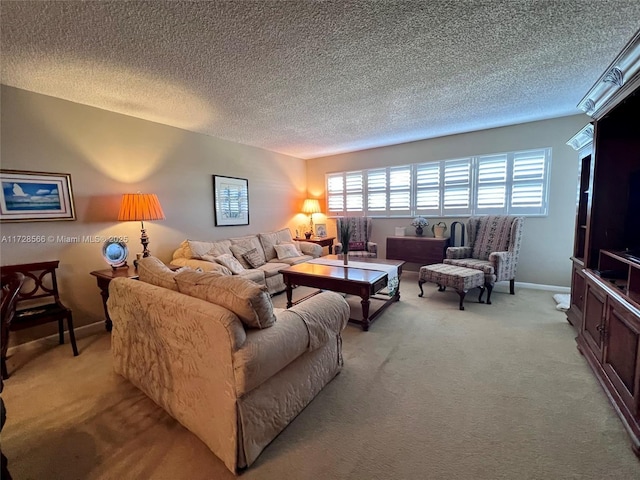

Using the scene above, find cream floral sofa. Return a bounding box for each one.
[171,228,322,295]
[108,257,349,474]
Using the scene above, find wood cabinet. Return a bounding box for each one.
[579,266,640,455]
[386,236,450,265]
[569,29,640,457]
[566,124,593,332]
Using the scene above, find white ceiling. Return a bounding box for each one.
[2,1,639,159]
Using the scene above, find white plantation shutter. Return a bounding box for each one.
[366,169,387,213]
[326,148,550,217]
[415,162,441,215]
[510,149,549,215]
[345,171,364,212]
[443,158,472,215]
[476,154,508,214]
[388,166,411,216]
[326,173,345,215]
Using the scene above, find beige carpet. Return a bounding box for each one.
[3,272,639,479]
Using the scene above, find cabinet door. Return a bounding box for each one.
[602,296,640,416]
[568,265,586,329]
[582,279,606,359]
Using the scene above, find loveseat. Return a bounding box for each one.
[108,258,350,474]
[171,228,322,295]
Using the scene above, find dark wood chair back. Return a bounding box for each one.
[1,273,25,380]
[0,261,78,378]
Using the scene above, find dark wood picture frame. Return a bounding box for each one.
[213,175,249,226]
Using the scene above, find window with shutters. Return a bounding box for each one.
[325,148,550,217]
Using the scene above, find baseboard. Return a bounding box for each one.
[6,320,106,356]
[493,282,571,293]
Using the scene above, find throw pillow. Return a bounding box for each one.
[259,228,296,261]
[174,270,276,329]
[213,253,245,274]
[279,240,302,254]
[349,241,366,251]
[242,248,266,268]
[274,243,301,260]
[137,256,187,291]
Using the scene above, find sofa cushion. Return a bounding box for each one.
[207,253,245,274]
[170,257,233,275]
[259,228,296,261]
[258,261,289,278]
[230,235,265,267]
[274,243,301,260]
[187,239,233,259]
[137,256,187,291]
[175,270,276,329]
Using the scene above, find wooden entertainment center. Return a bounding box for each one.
[566,30,640,457]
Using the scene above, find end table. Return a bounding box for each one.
[90,265,139,331]
[294,236,335,254]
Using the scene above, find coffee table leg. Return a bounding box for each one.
[285,281,293,308]
[361,297,370,331]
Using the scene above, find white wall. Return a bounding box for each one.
[0,86,308,341]
[306,115,591,287]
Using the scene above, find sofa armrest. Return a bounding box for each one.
[446,246,472,259]
[296,241,322,257]
[366,242,377,255]
[233,291,349,397]
[108,277,246,472]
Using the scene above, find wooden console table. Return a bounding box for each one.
[90,266,139,332]
[386,236,450,265]
[294,236,335,254]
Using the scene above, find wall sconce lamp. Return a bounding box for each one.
[118,193,165,265]
[301,198,321,235]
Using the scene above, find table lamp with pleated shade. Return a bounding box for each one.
[118,193,165,263]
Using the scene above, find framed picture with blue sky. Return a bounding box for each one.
[0,170,76,222]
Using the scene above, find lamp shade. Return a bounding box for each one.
[118,193,166,222]
[301,198,321,214]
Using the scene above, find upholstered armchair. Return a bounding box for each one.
[334,217,377,258]
[444,215,524,301]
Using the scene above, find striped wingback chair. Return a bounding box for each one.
[444,216,524,299]
[334,217,377,258]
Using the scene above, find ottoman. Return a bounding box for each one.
[418,263,488,310]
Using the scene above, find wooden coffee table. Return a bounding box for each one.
[279,255,404,331]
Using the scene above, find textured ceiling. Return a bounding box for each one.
[2,1,640,159]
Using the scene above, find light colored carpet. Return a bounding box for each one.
[3,271,639,479]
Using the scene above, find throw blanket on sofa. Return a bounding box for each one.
[307,258,399,296]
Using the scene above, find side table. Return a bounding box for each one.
[294,236,336,254]
[90,265,139,332]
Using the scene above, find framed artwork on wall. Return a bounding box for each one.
[0,170,76,222]
[213,175,249,226]
[315,224,327,237]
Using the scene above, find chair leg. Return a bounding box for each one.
[0,359,8,380]
[418,280,425,297]
[457,289,467,310]
[66,314,79,357]
[485,282,493,305]
[510,279,515,295]
[57,318,64,344]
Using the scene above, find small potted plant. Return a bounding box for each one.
[411,216,429,236]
